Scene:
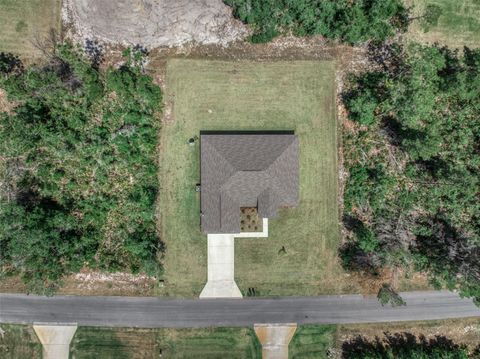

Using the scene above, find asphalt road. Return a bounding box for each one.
[1,291,478,328]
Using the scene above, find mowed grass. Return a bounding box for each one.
[0,0,62,59]
[159,59,356,297]
[289,325,337,359]
[70,327,261,359]
[407,0,480,48]
[0,324,42,359]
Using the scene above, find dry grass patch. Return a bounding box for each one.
[406,0,480,48]
[0,0,62,59]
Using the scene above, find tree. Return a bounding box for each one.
[421,4,443,31]
[224,0,410,44]
[377,283,406,307]
[413,218,480,306]
[341,44,480,306]
[0,43,163,294]
[342,333,471,359]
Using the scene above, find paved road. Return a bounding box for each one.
[1,291,478,328]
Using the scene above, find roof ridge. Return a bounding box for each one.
[265,138,298,202]
[265,137,297,172]
[203,139,238,184]
[219,169,268,198]
[207,134,295,170]
[204,136,239,171]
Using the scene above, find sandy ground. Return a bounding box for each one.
[62,0,250,48]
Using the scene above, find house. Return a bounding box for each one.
[200,132,299,234]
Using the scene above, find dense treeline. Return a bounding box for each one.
[224,0,409,43]
[343,332,477,358]
[341,43,480,305]
[0,44,163,294]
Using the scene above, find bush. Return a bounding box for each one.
[377,283,406,307]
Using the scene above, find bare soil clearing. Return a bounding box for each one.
[0,269,156,297]
[62,0,249,48]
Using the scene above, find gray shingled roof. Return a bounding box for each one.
[201,133,299,234]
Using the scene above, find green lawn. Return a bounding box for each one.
[0,0,62,59]
[159,59,355,297]
[407,0,480,48]
[0,324,42,359]
[289,325,337,359]
[71,327,261,359]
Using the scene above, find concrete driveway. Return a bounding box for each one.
[199,234,242,298]
[199,219,269,298]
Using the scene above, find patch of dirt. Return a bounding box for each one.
[0,269,157,296]
[62,0,250,48]
[0,276,27,294]
[58,269,157,296]
[240,207,262,232]
[348,268,393,295]
[0,89,14,114]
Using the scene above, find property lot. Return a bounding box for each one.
[289,325,337,359]
[70,327,261,359]
[0,325,261,359]
[4,319,477,358]
[0,0,62,59]
[0,324,42,359]
[159,59,354,297]
[407,0,480,48]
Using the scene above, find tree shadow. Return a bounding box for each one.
[342,332,466,358]
[0,52,24,74]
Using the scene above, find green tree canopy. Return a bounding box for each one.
[224,0,409,43]
[342,43,480,305]
[342,332,471,359]
[0,44,163,294]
